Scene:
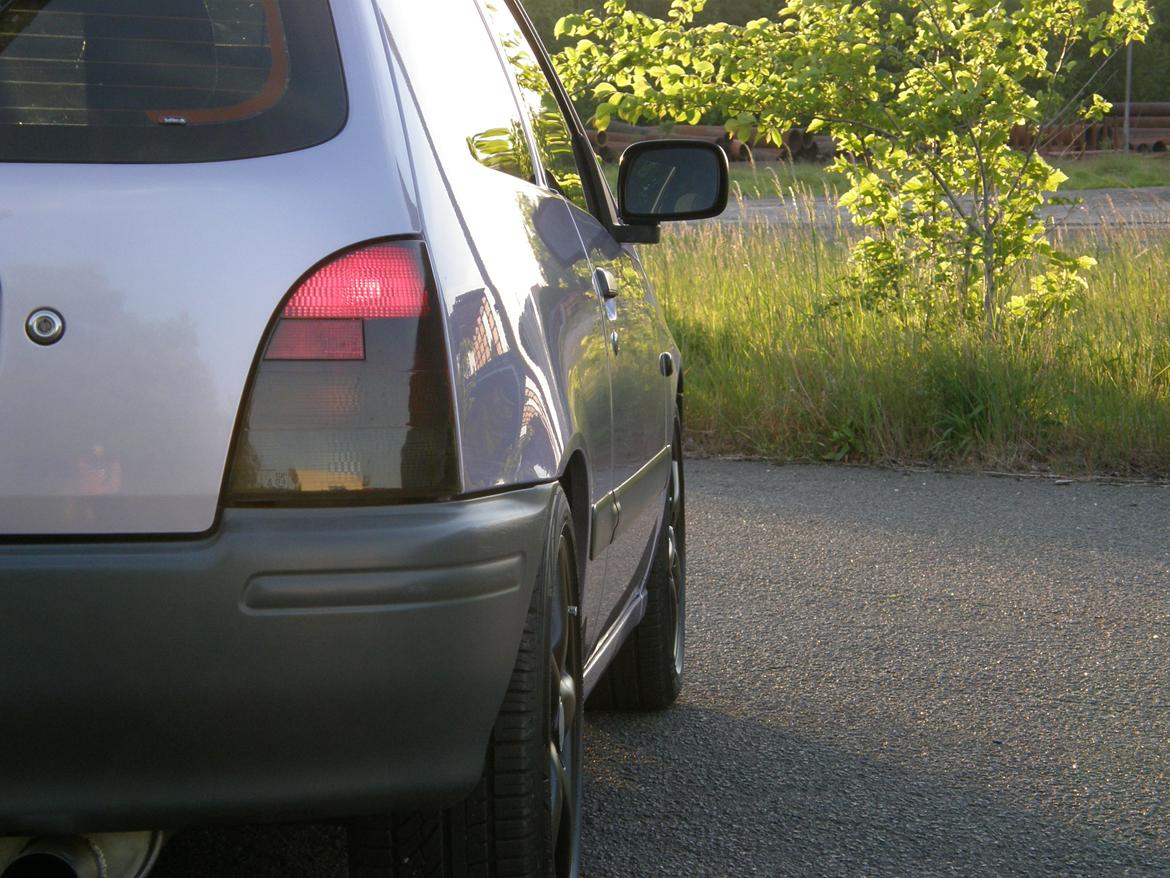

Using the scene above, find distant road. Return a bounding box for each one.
[713,187,1170,230]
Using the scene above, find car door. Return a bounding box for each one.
[481,1,672,631]
[573,212,670,627]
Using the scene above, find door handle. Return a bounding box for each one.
[594,268,619,300]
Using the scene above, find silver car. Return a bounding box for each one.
[0,2,726,876]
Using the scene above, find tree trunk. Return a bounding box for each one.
[982,229,997,338]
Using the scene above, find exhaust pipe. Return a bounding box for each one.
[0,831,164,878]
[1,837,102,878]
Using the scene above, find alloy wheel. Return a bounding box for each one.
[666,435,686,677]
[549,531,582,877]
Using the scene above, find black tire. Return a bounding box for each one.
[348,488,583,878]
[589,417,686,711]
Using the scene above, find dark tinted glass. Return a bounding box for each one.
[620,143,726,220]
[0,0,346,163]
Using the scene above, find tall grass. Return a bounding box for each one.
[604,160,844,197]
[1059,153,1170,190]
[649,201,1170,475]
[607,153,1170,200]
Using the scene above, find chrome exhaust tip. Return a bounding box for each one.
[1,837,102,878]
[0,831,164,878]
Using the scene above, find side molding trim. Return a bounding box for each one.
[590,491,619,560]
[588,445,670,560]
[612,445,671,542]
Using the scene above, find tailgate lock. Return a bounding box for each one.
[26,308,65,345]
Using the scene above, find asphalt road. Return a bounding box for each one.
[152,460,1170,877]
[714,187,1170,230]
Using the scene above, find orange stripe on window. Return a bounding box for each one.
[145,0,289,126]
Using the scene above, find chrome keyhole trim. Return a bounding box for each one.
[26,308,65,345]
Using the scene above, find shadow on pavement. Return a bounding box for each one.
[142,699,1170,877]
[583,703,1170,878]
[152,823,346,878]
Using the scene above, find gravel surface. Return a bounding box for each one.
[713,188,1170,230]
[153,460,1170,877]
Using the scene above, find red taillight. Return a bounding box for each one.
[226,240,458,502]
[280,244,429,320]
[264,243,431,361]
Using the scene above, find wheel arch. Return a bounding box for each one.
[675,362,685,424]
[558,449,590,599]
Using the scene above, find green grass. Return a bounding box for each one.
[722,162,844,197]
[604,161,843,197]
[649,216,1170,476]
[1057,153,1170,190]
[605,153,1170,199]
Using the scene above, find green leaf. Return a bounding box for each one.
[546,0,1149,335]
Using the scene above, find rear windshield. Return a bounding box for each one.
[0,0,346,163]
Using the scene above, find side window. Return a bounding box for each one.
[480,2,591,213]
[381,0,533,184]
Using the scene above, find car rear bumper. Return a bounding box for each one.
[0,484,556,835]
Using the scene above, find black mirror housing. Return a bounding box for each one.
[617,139,730,225]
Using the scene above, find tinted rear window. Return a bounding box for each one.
[0,0,346,163]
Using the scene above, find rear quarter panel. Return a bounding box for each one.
[375,0,614,502]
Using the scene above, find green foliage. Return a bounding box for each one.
[467,122,535,180]
[645,215,1170,475]
[603,153,1170,196]
[1055,0,1170,103]
[553,0,1151,336]
[526,0,782,48]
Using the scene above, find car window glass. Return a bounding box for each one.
[379,1,533,184]
[0,0,346,163]
[480,2,590,213]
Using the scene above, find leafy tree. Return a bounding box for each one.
[1056,0,1170,103]
[525,0,579,47]
[553,0,1151,335]
[527,0,783,47]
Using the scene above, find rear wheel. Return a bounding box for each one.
[348,488,583,878]
[590,416,686,711]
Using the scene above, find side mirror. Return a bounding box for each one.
[617,139,729,225]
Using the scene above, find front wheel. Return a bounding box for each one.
[348,487,583,878]
[590,417,686,711]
